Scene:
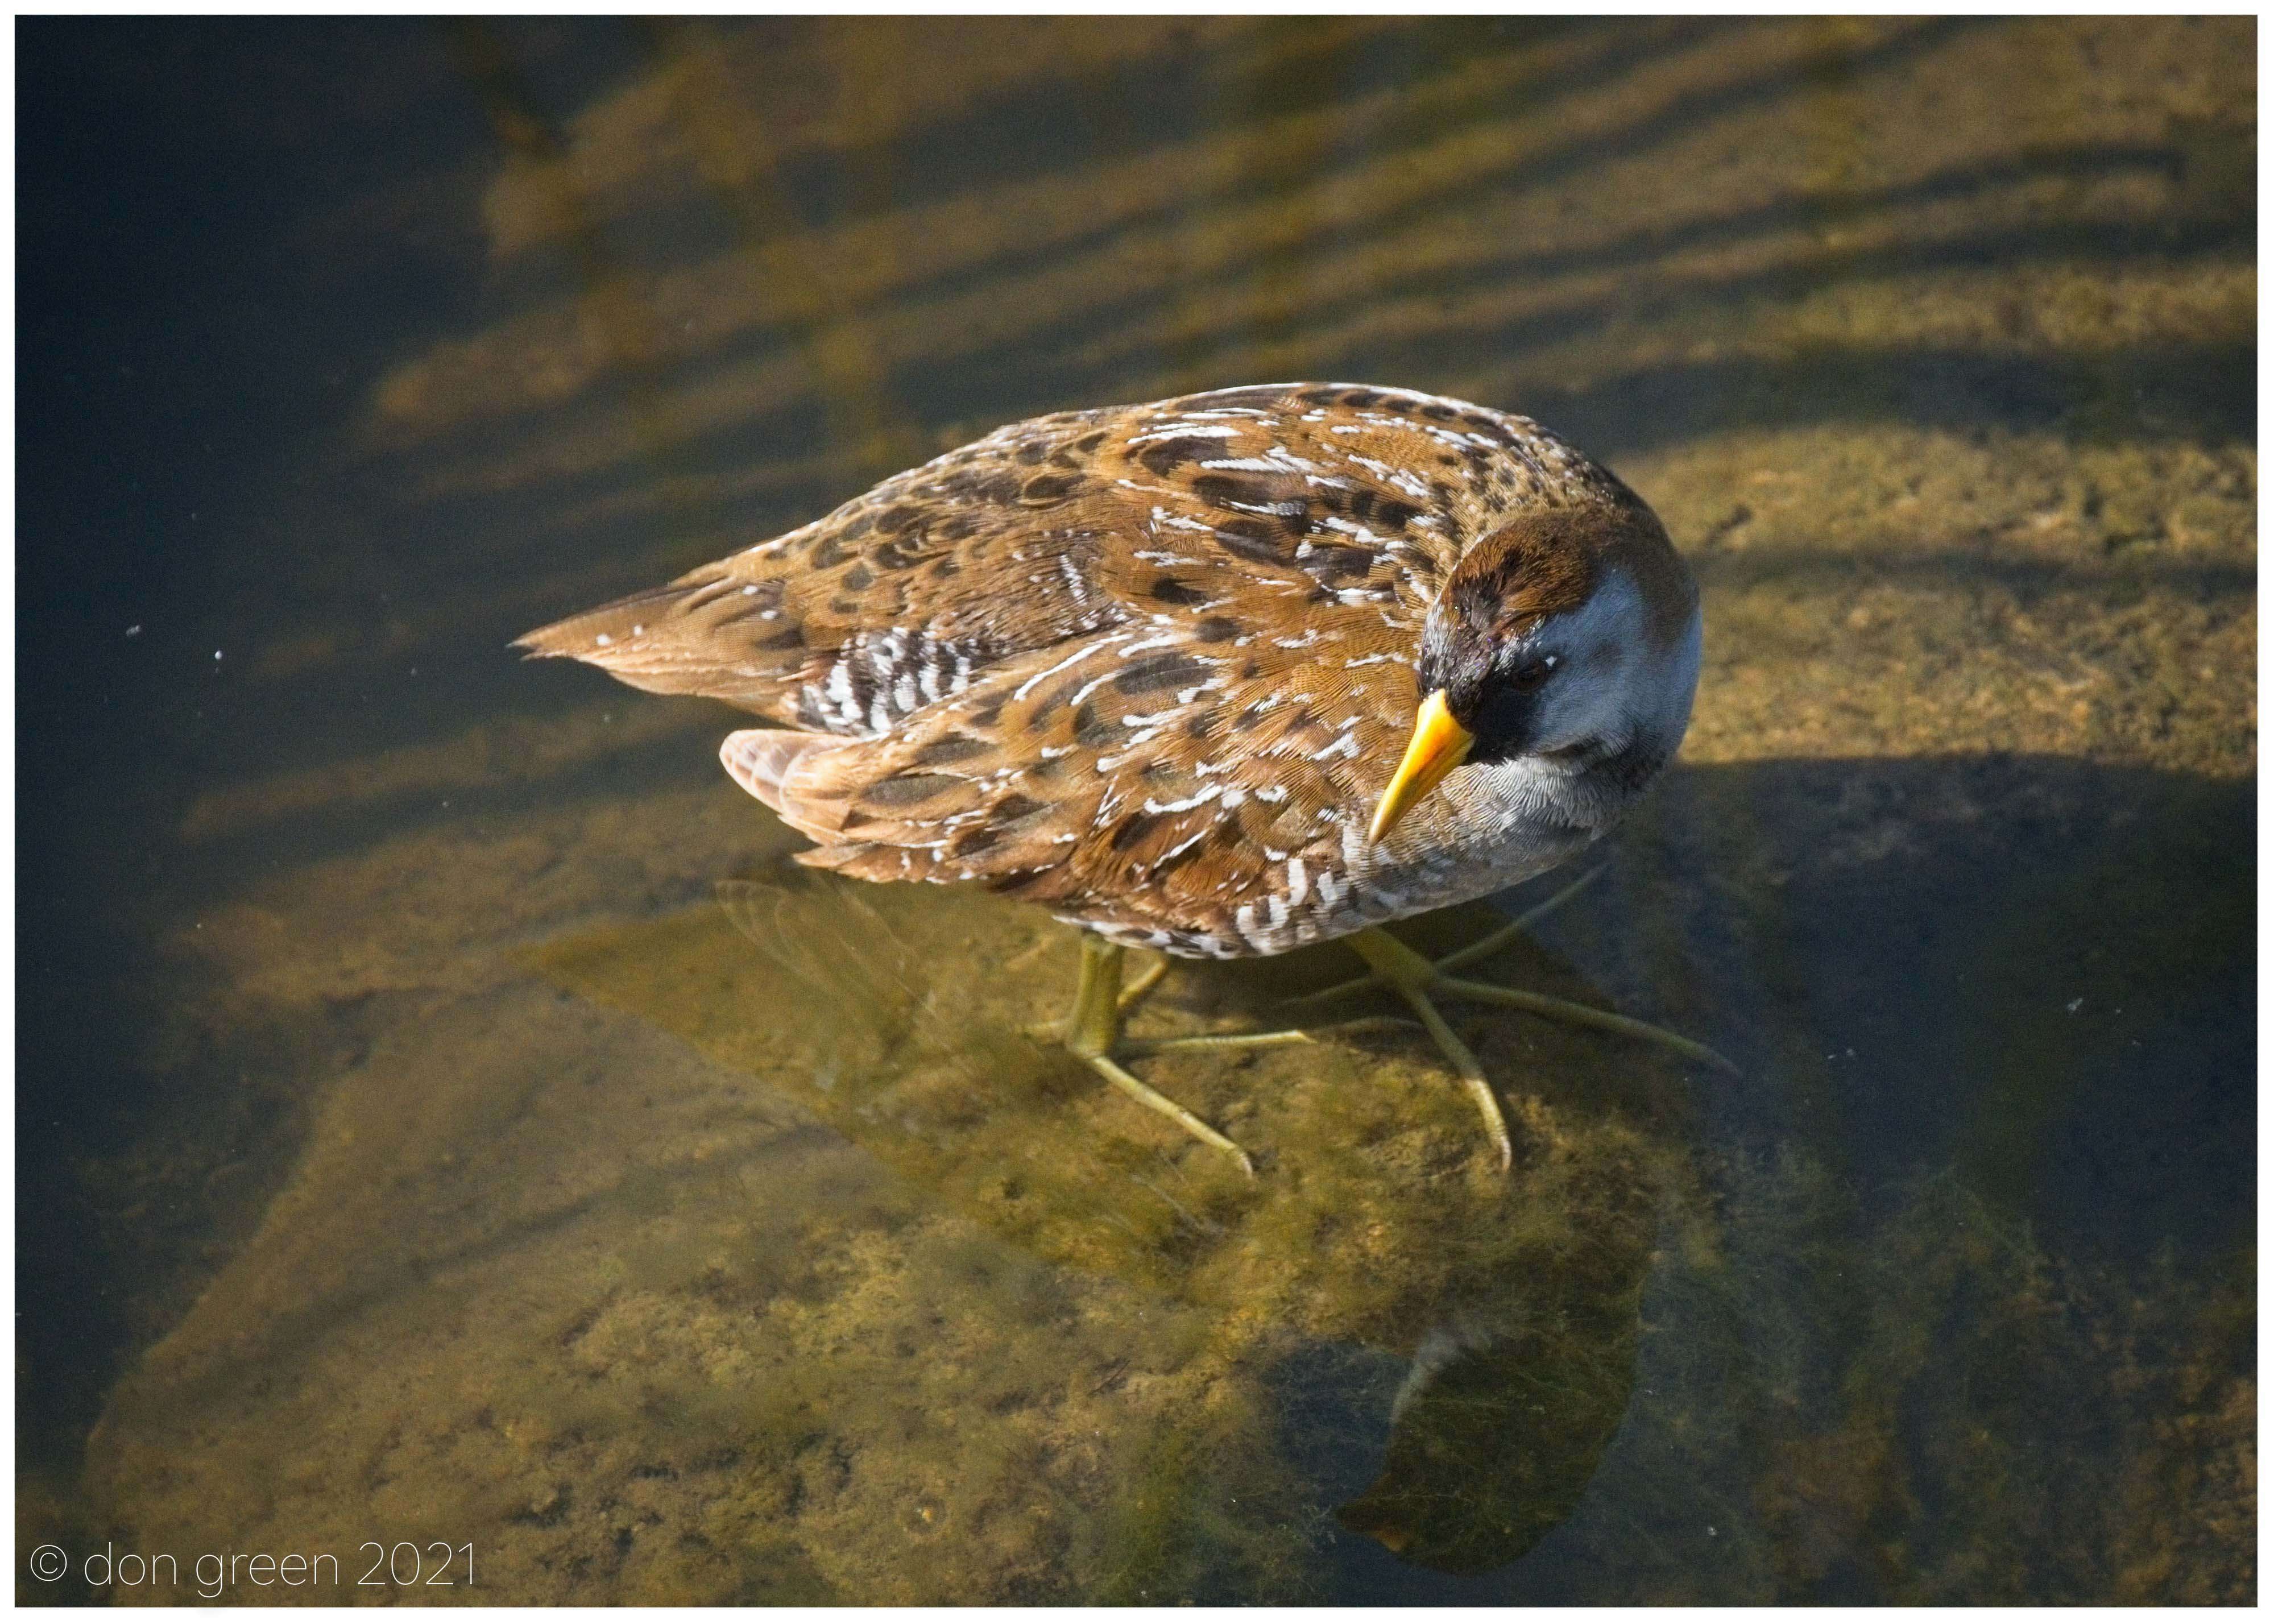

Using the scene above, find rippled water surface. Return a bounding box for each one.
[19,18,2254,1604]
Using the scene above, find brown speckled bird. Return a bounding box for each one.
[518,382,1729,1174]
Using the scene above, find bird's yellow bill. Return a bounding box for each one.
[1368,690,1475,843]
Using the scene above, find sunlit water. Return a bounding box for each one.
[19,18,2253,1604]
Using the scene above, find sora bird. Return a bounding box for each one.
[517,383,1729,1174]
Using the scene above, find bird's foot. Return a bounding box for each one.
[1076,1014,1426,1178]
[1282,886,1738,1174]
[1069,1047,1258,1178]
[1039,936,1413,1178]
[1042,935,1263,1176]
[1286,869,1736,1074]
[1338,930,1519,1173]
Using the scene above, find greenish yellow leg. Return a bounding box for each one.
[1084,1054,1256,1178]
[1116,952,1170,1012]
[1121,1016,1410,1056]
[1286,866,1737,1079]
[1036,938,1423,1176]
[1058,935,1255,1177]
[1347,929,1515,1173]
[1432,977,1738,1075]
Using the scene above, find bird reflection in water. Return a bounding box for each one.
[1336,1282,1641,1573]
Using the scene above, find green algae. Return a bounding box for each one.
[514,863,1688,1589]
[1583,1160,2256,1606]
[523,860,1683,1329]
[76,763,2253,1600]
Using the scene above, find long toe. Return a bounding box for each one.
[1435,977,1739,1075]
[1082,1052,1255,1177]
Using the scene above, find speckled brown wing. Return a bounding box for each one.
[514,383,1604,744]
[514,401,1146,730]
[1073,382,1598,633]
[759,606,1429,957]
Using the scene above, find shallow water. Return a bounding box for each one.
[18,17,2254,1604]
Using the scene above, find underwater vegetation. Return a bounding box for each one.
[538,865,1684,1589]
[72,742,2250,1603]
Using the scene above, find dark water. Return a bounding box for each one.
[18,18,2254,1604]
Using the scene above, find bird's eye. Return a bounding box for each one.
[1511,654,1559,693]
